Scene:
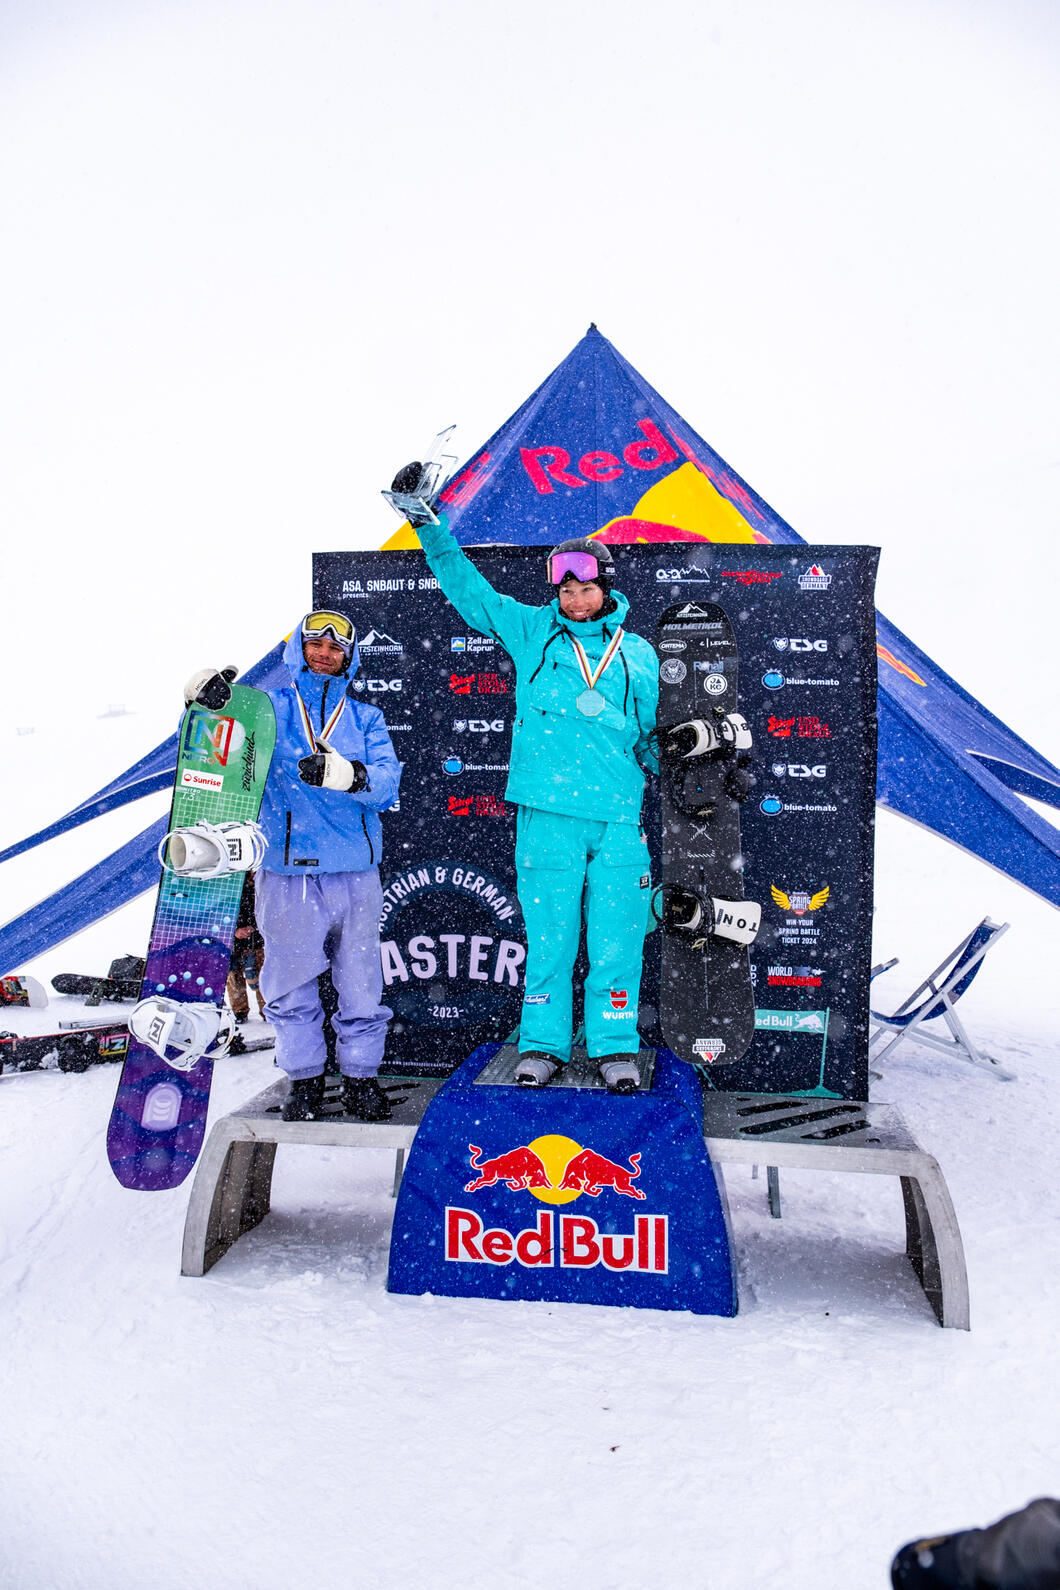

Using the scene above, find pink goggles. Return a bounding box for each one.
[547,549,603,585]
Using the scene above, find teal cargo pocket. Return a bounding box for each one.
[515,808,578,871]
[597,823,650,869]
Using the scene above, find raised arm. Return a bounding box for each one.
[417,513,541,655]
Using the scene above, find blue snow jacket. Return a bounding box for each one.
[418,515,659,824]
[258,629,401,876]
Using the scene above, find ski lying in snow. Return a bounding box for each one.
[0,974,48,1009]
[653,601,761,1069]
[106,684,276,1191]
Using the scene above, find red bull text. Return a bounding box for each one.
[445,1209,668,1273]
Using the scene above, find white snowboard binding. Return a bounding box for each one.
[158,820,267,879]
[129,996,234,1073]
[382,426,459,527]
[659,712,752,762]
[658,887,761,949]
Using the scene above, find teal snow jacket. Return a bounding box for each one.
[418,515,659,824]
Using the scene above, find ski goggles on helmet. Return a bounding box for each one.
[301,611,355,653]
[546,549,605,586]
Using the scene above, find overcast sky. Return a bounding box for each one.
[2,0,1057,789]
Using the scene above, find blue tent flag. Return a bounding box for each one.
[1,329,1056,972]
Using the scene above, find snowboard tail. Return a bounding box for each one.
[106,686,275,1190]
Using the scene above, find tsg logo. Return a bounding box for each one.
[771,763,827,779]
[772,638,828,652]
[352,678,403,693]
[453,719,506,733]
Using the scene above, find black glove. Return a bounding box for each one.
[183,666,238,710]
[390,461,437,528]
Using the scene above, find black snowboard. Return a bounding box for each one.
[653,601,761,1070]
[52,955,145,1003]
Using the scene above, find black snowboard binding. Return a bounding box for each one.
[656,711,755,815]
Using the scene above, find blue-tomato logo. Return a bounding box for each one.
[763,670,785,690]
[442,757,464,776]
[760,794,784,816]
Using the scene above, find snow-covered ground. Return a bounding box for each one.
[1,752,1057,1589]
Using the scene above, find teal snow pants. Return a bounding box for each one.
[514,807,652,1063]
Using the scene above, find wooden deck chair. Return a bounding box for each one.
[869,918,1012,1079]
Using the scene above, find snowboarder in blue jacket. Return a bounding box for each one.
[184,612,401,1121]
[399,470,659,1093]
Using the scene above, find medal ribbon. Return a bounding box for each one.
[294,686,347,754]
[568,627,625,692]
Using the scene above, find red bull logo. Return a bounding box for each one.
[447,1134,666,1273]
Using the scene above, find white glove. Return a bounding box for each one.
[183,666,238,709]
[298,738,368,792]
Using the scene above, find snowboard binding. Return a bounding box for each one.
[129,997,235,1073]
[653,886,761,951]
[656,712,754,814]
[158,820,267,879]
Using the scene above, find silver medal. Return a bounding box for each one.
[576,689,607,717]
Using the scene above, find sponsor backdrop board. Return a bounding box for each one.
[313,543,878,1098]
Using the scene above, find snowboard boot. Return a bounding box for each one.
[515,1052,562,1087]
[281,1073,326,1122]
[598,1055,640,1094]
[342,1075,392,1122]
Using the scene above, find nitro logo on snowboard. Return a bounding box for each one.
[186,712,243,768]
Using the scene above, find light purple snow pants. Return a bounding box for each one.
[255,869,392,1080]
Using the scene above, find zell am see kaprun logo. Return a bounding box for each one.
[451,635,495,654]
[448,1135,669,1275]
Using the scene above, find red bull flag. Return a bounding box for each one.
[383,326,1059,912]
[0,328,1057,974]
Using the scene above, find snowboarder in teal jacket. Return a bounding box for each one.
[413,504,659,1093]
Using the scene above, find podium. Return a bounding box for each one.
[387,1045,737,1316]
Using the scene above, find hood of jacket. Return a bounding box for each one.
[282,623,362,706]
